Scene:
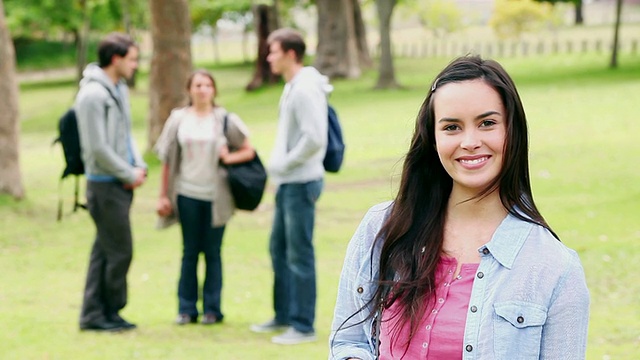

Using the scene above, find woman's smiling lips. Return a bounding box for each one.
[457,155,491,169]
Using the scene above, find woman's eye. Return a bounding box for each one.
[480,120,496,127]
[443,124,459,131]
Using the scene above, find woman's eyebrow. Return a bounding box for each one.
[475,110,501,120]
[438,111,501,123]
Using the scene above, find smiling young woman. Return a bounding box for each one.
[329,56,590,360]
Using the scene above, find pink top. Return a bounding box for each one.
[378,257,479,359]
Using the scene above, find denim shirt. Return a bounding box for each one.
[329,202,590,360]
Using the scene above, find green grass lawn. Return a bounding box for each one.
[1,53,639,359]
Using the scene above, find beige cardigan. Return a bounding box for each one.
[154,106,248,228]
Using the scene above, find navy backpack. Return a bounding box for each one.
[324,104,345,173]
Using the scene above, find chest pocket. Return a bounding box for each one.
[493,301,547,359]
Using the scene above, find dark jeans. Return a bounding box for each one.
[177,195,225,320]
[269,180,323,334]
[80,181,134,326]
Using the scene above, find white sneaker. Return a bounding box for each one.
[250,319,288,333]
[271,327,317,345]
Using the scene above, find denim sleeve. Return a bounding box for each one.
[329,203,391,360]
[539,249,590,359]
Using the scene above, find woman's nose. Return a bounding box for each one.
[460,130,482,150]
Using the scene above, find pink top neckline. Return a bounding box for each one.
[378,257,479,359]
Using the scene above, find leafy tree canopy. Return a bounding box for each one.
[190,0,252,30]
[4,0,148,39]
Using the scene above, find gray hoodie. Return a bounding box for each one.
[74,63,146,184]
[268,66,333,186]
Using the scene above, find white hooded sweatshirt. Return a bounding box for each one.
[268,66,333,186]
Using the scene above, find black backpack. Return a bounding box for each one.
[55,108,85,178]
[53,107,86,220]
[323,104,345,173]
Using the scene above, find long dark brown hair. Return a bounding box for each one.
[339,56,558,354]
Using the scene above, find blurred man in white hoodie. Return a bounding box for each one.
[250,28,332,345]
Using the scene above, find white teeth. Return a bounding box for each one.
[460,157,487,165]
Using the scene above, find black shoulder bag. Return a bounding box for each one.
[222,113,267,211]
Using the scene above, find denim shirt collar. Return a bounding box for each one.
[481,213,535,270]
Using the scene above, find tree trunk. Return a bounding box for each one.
[245,4,280,91]
[574,0,584,25]
[76,0,91,84]
[122,0,133,34]
[212,27,220,64]
[353,0,372,68]
[242,26,250,63]
[375,0,400,89]
[0,0,25,199]
[147,0,192,149]
[315,0,361,79]
[609,0,623,69]
[122,0,137,88]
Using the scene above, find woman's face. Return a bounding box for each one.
[433,79,506,195]
[189,73,215,106]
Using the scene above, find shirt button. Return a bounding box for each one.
[422,342,428,348]
[470,305,477,313]
[517,316,524,324]
[466,345,473,352]
[432,309,438,314]
[438,298,444,304]
[425,325,431,330]
[482,248,490,255]
[357,287,363,294]
[476,272,484,279]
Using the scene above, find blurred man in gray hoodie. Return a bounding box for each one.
[75,32,147,332]
[250,28,332,345]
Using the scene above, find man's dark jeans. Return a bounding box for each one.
[269,179,323,334]
[80,181,133,326]
[177,195,225,320]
